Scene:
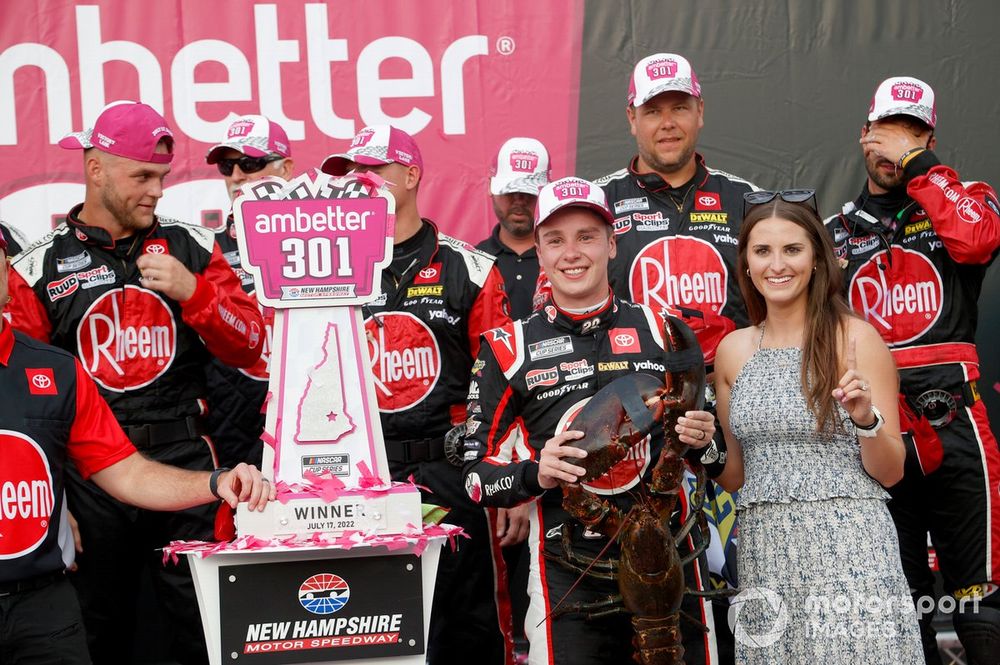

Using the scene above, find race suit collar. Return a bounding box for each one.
[540,293,619,336]
[628,153,709,194]
[67,203,160,251]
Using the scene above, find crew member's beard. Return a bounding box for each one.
[864,152,906,193]
[101,183,151,233]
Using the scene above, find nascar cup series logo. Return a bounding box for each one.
[298,573,351,615]
[555,399,650,495]
[630,236,728,313]
[365,312,441,412]
[848,248,943,345]
[76,285,178,392]
[0,432,55,560]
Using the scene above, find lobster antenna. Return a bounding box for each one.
[537,516,631,627]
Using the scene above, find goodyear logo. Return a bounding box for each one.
[904,220,932,235]
[689,212,728,223]
[406,285,444,297]
[597,361,629,371]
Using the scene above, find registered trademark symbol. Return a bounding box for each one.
[496,36,515,55]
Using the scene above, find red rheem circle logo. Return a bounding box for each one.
[0,431,55,559]
[365,312,441,412]
[630,236,728,313]
[76,285,178,392]
[849,248,944,345]
[556,399,650,495]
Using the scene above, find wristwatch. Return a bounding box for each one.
[853,406,885,438]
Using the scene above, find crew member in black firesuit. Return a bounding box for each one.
[0,229,273,665]
[321,124,514,665]
[203,115,295,468]
[6,100,265,665]
[463,176,717,665]
[598,52,764,663]
[826,76,1000,665]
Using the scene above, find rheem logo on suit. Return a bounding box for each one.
[0,431,55,559]
[630,236,727,314]
[76,285,178,392]
[849,247,943,345]
[365,312,440,412]
[555,401,649,495]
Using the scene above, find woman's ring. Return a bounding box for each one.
[860,381,869,391]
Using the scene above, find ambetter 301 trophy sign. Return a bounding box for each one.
[175,172,446,665]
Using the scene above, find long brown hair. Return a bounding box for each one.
[736,199,855,432]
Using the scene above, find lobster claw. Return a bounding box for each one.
[564,373,667,483]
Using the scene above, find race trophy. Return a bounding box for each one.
[170,171,453,664]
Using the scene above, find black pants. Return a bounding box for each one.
[526,500,724,665]
[390,457,512,665]
[65,435,217,665]
[0,577,90,665]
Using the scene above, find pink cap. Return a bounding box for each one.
[535,177,614,228]
[628,53,701,107]
[206,115,291,163]
[490,137,551,196]
[321,125,423,176]
[58,101,173,164]
[868,76,937,128]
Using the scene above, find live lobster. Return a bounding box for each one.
[545,315,724,665]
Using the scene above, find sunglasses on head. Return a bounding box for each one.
[743,189,818,217]
[216,154,284,177]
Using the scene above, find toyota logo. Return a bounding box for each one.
[614,333,635,346]
[697,195,717,207]
[32,374,52,389]
[419,267,438,279]
[146,244,166,254]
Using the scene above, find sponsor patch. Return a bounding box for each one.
[689,212,728,224]
[413,263,442,284]
[528,336,573,361]
[406,285,443,297]
[613,197,649,214]
[56,250,91,273]
[904,220,932,236]
[465,472,483,502]
[535,381,588,401]
[695,191,721,210]
[46,274,79,302]
[956,197,985,224]
[848,234,879,255]
[143,239,168,255]
[0,432,55,558]
[25,368,57,395]
[608,327,640,354]
[598,361,629,371]
[365,312,441,412]
[613,216,632,235]
[525,367,559,390]
[559,359,594,381]
[471,359,485,375]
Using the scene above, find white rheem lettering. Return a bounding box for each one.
[638,253,723,308]
[89,295,171,375]
[0,479,51,521]
[854,270,938,329]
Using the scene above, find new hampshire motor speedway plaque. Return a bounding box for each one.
[220,555,423,662]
